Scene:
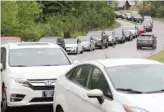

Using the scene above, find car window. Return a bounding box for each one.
[57,38,64,43]
[69,65,92,87]
[87,67,111,97]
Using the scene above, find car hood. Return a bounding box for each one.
[116,93,164,112]
[8,65,72,79]
[65,44,77,48]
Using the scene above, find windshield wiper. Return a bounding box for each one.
[145,89,164,94]
[116,88,143,94]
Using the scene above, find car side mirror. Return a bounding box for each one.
[73,60,80,64]
[87,89,104,104]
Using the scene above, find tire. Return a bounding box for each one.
[80,48,83,53]
[100,44,103,49]
[1,88,9,112]
[105,43,108,48]
[56,107,64,112]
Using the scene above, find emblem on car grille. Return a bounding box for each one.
[44,80,54,86]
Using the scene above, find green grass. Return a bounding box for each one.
[148,50,164,62]
[71,21,121,38]
[153,18,164,22]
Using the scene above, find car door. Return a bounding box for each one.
[85,66,115,112]
[65,65,93,112]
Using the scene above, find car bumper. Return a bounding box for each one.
[7,82,54,107]
[83,46,90,50]
[65,49,77,53]
[137,43,153,47]
[95,43,102,47]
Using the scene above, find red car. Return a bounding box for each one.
[137,25,146,34]
[1,36,22,45]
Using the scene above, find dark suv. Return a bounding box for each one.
[39,36,66,50]
[137,33,157,50]
[87,31,108,49]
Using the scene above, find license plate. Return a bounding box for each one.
[42,90,54,97]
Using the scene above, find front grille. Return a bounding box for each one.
[27,79,56,90]
[30,97,53,102]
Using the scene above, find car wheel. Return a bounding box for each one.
[56,107,64,112]
[80,48,83,53]
[1,88,9,112]
[100,44,103,49]
[105,43,108,48]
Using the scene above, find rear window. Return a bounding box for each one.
[139,35,152,39]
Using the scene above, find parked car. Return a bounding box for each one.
[113,29,125,43]
[0,36,22,45]
[64,38,83,54]
[87,31,108,49]
[114,11,122,18]
[144,16,153,26]
[122,29,133,41]
[39,36,66,50]
[142,20,153,32]
[137,32,157,50]
[78,36,95,51]
[1,42,76,112]
[122,26,139,38]
[137,25,146,34]
[131,13,143,23]
[126,12,132,20]
[105,31,117,46]
[121,13,126,19]
[53,58,164,112]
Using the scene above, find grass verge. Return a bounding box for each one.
[153,18,164,22]
[148,50,164,62]
[71,21,121,38]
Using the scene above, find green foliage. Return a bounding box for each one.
[2,1,116,41]
[139,1,164,18]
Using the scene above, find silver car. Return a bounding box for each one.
[105,31,117,46]
[78,36,95,51]
[123,26,138,38]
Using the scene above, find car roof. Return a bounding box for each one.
[1,42,61,49]
[96,58,162,67]
[0,36,21,40]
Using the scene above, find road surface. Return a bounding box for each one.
[12,19,164,112]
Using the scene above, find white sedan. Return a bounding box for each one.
[64,38,83,54]
[53,58,164,112]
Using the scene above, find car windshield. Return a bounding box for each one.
[1,39,21,45]
[79,36,90,41]
[9,48,71,67]
[139,35,152,39]
[123,26,135,30]
[106,64,164,93]
[64,39,77,44]
[143,21,151,25]
[39,37,57,43]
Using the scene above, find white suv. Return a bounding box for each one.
[1,42,76,112]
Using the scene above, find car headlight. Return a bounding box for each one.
[11,77,29,87]
[123,105,149,112]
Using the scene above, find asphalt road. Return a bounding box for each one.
[11,19,164,112]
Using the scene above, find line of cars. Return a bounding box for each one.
[39,27,140,55]
[115,11,157,50]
